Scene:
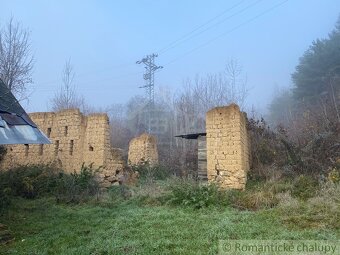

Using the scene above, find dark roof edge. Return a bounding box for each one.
[175,132,206,139]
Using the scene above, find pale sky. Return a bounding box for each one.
[3,0,340,113]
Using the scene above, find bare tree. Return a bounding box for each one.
[51,59,88,112]
[0,16,34,97]
[225,59,248,109]
[174,59,249,134]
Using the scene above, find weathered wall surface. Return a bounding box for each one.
[0,109,125,187]
[206,104,250,189]
[128,133,158,166]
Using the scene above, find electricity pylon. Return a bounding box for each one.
[136,53,163,133]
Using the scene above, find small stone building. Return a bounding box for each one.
[0,109,125,187]
[128,133,158,166]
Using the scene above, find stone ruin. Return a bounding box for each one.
[176,103,250,189]
[1,104,250,190]
[0,109,125,187]
[128,133,158,166]
[206,104,250,189]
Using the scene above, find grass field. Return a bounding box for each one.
[1,195,339,255]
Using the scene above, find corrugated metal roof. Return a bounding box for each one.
[0,118,50,144]
[175,132,206,140]
[0,79,51,145]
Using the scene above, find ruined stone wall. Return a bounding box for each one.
[206,104,250,189]
[0,109,125,187]
[128,133,158,166]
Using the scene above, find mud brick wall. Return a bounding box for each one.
[206,104,250,189]
[128,133,158,166]
[0,109,125,187]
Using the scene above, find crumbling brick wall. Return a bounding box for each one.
[0,109,125,187]
[206,104,250,189]
[128,133,158,166]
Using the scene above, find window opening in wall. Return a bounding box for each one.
[55,140,59,156]
[39,144,43,156]
[70,140,74,155]
[89,145,94,151]
[47,128,51,138]
[64,126,68,136]
[25,144,29,157]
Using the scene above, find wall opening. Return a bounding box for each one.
[64,126,68,136]
[47,128,51,138]
[69,140,74,155]
[55,140,59,156]
[25,144,29,157]
[89,145,94,151]
[39,144,43,156]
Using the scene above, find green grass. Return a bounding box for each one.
[1,196,339,255]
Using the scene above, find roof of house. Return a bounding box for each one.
[0,79,51,144]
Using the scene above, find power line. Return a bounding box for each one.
[157,0,245,54]
[158,0,263,55]
[163,0,289,67]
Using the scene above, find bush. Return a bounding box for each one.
[164,180,227,209]
[107,185,132,204]
[0,165,61,199]
[328,167,340,184]
[0,187,11,215]
[0,165,61,214]
[278,182,340,229]
[55,164,100,203]
[0,164,101,208]
[226,189,280,211]
[132,163,171,182]
[291,175,319,200]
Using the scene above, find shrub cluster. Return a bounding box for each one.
[157,175,324,211]
[0,165,60,199]
[0,164,100,214]
[131,162,171,182]
[55,164,100,203]
[164,181,227,209]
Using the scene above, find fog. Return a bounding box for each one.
[2,0,340,117]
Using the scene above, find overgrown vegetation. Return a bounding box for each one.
[266,15,340,183]
[1,175,339,254]
[0,145,6,162]
[0,164,100,214]
[55,163,100,203]
[164,181,226,209]
[131,162,172,182]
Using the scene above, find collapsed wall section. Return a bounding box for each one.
[206,104,250,189]
[128,133,158,166]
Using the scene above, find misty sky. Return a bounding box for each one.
[3,0,340,114]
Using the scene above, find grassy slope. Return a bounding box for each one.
[1,198,339,255]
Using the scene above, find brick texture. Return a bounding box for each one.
[128,133,158,166]
[0,109,125,187]
[206,104,250,189]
